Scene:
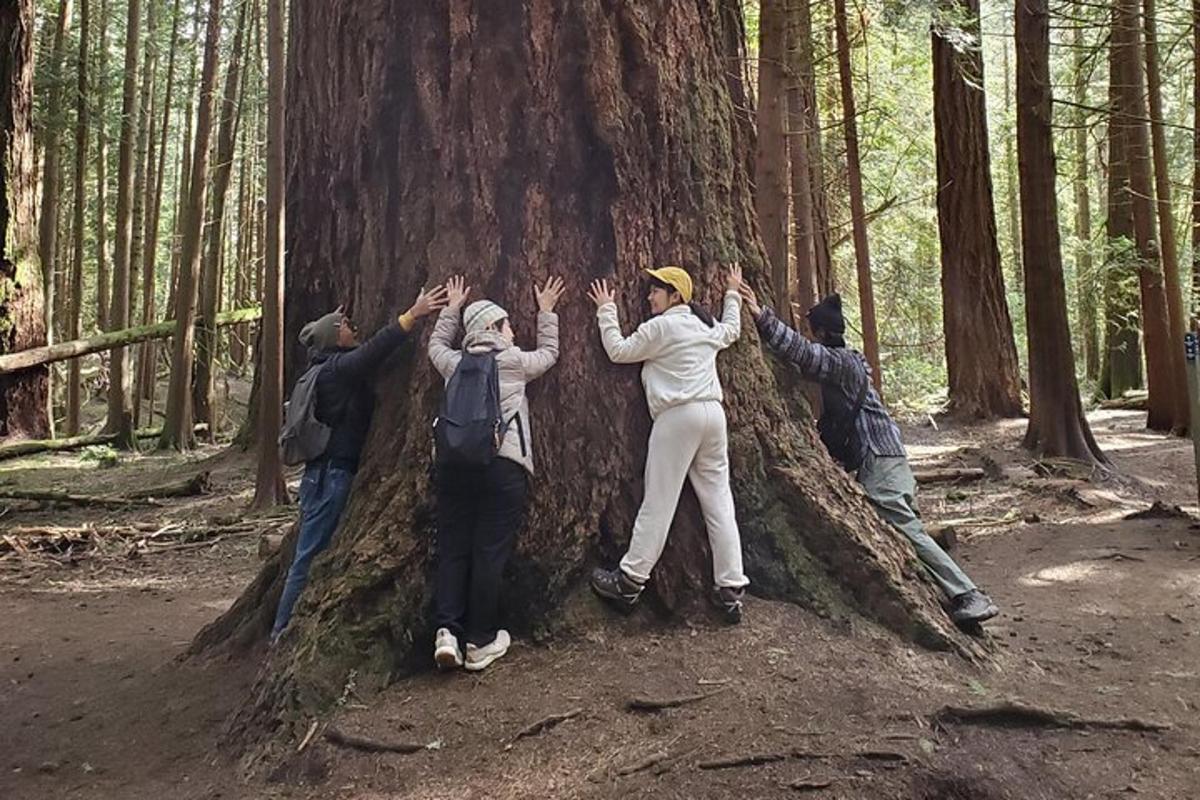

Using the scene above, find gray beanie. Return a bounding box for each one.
[299,309,344,351]
[463,300,508,335]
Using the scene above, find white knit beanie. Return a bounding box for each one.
[463,300,508,335]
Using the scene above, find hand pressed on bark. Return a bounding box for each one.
[588,279,616,308]
[738,283,763,317]
[406,284,449,319]
[445,276,471,312]
[535,276,566,312]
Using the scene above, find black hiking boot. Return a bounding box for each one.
[590,567,643,613]
[712,586,745,624]
[950,589,999,625]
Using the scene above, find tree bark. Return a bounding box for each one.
[755,0,790,321]
[93,0,110,332]
[131,0,158,427]
[0,0,48,440]
[786,0,817,313]
[1071,7,1099,383]
[159,0,222,451]
[193,0,248,435]
[1194,0,1200,315]
[1002,31,1022,289]
[250,0,285,508]
[931,0,1022,419]
[1016,0,1106,464]
[1143,0,1188,432]
[1112,0,1178,432]
[197,0,971,753]
[832,0,881,391]
[106,0,142,448]
[166,12,199,318]
[67,0,90,435]
[36,0,73,438]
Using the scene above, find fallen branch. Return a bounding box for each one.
[627,688,727,711]
[913,467,987,485]
[510,708,583,743]
[698,752,789,770]
[933,701,1171,733]
[790,778,834,792]
[324,726,432,754]
[617,750,670,776]
[128,471,212,500]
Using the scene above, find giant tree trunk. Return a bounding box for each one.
[67,0,90,436]
[106,0,142,448]
[1143,0,1188,432]
[832,0,881,391]
[195,0,970,754]
[931,0,1022,420]
[159,0,222,451]
[1016,0,1106,465]
[0,0,48,440]
[755,0,790,319]
[193,0,248,435]
[1112,0,1179,432]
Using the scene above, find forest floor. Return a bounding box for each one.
[1,409,1199,799]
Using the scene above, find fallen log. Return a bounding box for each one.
[933,701,1171,732]
[913,467,987,485]
[127,471,211,499]
[0,306,261,375]
[0,424,205,462]
[0,488,158,508]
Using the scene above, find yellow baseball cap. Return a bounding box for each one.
[644,266,694,303]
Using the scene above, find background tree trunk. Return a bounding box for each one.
[106,0,142,448]
[1112,0,1178,432]
[130,0,157,427]
[786,0,817,313]
[832,0,881,391]
[755,0,790,320]
[67,0,90,435]
[1002,31,1021,288]
[36,0,73,438]
[159,0,222,450]
[197,0,969,749]
[1016,0,1106,464]
[193,0,247,435]
[93,0,110,333]
[1194,0,1200,314]
[1072,7,1099,382]
[249,0,284,508]
[0,0,49,440]
[1142,0,1188,432]
[931,0,1022,419]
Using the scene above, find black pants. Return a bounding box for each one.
[433,458,529,647]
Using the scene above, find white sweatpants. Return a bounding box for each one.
[620,401,749,588]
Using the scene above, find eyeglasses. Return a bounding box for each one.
[342,319,359,334]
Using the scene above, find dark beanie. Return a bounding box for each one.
[806,293,845,335]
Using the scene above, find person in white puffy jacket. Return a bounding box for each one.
[587,265,750,623]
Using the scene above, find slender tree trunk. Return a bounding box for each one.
[786,0,817,312]
[193,0,247,435]
[1143,0,1189,432]
[67,0,90,436]
[37,0,73,438]
[198,2,970,742]
[105,0,142,448]
[94,0,110,332]
[1112,0,1178,432]
[1002,31,1022,287]
[131,0,158,426]
[1072,9,1100,382]
[1015,0,1106,464]
[1102,14,1143,399]
[166,24,198,317]
[931,0,1022,419]
[230,124,250,368]
[0,0,49,440]
[832,0,881,390]
[756,0,790,320]
[159,0,222,451]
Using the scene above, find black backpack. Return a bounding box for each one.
[817,358,870,471]
[434,352,506,467]
[279,362,332,466]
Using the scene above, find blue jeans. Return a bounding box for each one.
[272,462,354,637]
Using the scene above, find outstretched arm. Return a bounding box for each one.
[428,275,469,378]
[589,279,664,363]
[337,284,447,380]
[711,265,743,348]
[515,276,564,380]
[739,284,841,384]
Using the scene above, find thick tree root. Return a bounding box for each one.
[509,708,583,743]
[323,726,431,754]
[627,688,727,711]
[933,701,1172,732]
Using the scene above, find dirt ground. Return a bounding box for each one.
[2,409,1199,799]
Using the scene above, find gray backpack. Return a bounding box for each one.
[279,362,331,466]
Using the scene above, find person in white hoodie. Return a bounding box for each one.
[428,274,563,671]
[587,265,750,623]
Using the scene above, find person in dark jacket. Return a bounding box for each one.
[271,286,447,641]
[739,286,998,627]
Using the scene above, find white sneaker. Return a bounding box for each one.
[434,628,463,670]
[464,630,511,672]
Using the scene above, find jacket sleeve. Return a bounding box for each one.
[712,290,742,348]
[514,311,560,380]
[331,321,408,381]
[596,302,665,363]
[428,307,464,379]
[754,306,845,385]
